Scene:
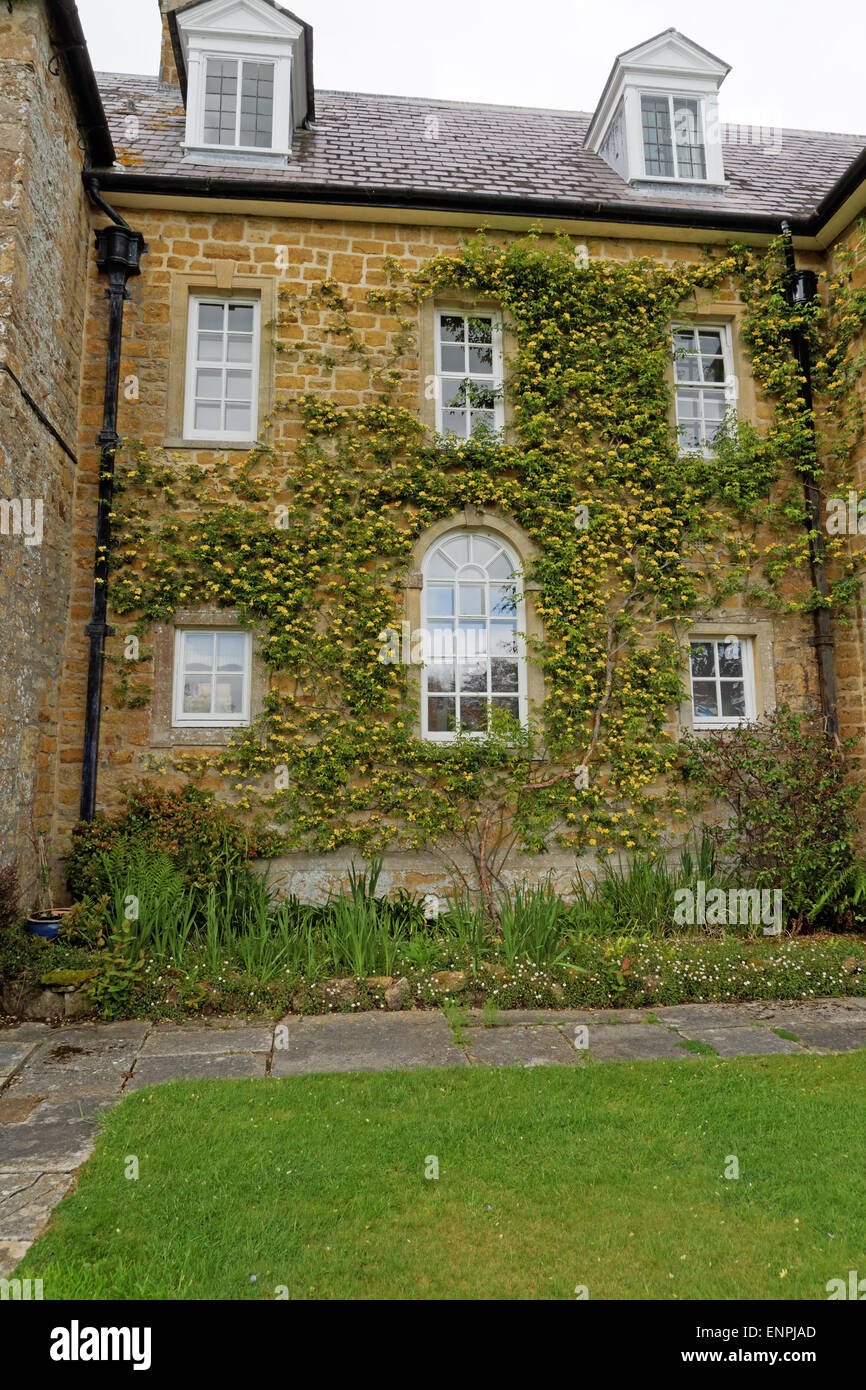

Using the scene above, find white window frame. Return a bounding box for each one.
[434,309,505,440]
[183,295,261,443]
[172,629,253,728]
[673,323,737,455]
[421,531,527,742]
[198,54,278,153]
[639,91,710,182]
[689,636,756,730]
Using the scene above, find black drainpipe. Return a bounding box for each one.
[780,221,838,739]
[79,179,147,822]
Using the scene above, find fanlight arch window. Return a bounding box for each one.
[421,531,527,739]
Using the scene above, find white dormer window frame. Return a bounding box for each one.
[639,91,708,182]
[585,29,729,189]
[175,0,307,166]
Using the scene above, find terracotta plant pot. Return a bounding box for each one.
[26,908,73,940]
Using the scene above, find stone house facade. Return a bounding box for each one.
[2,0,866,903]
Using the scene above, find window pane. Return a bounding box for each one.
[470,411,495,435]
[442,378,467,407]
[676,389,701,418]
[721,682,746,718]
[183,632,214,671]
[492,659,519,692]
[428,697,455,733]
[443,537,469,565]
[490,622,518,657]
[226,370,253,402]
[214,676,244,715]
[458,619,487,660]
[227,304,254,333]
[487,552,514,580]
[468,383,495,410]
[440,344,464,373]
[490,584,517,616]
[689,642,715,678]
[196,368,223,399]
[195,402,221,432]
[197,333,223,362]
[701,355,725,384]
[439,315,465,343]
[459,658,488,693]
[427,660,455,693]
[698,331,723,356]
[674,349,700,383]
[199,303,225,331]
[460,697,488,732]
[225,403,252,433]
[641,95,674,177]
[717,640,743,677]
[441,409,466,436]
[183,677,213,714]
[227,335,253,363]
[427,586,454,618]
[468,344,493,374]
[458,583,485,616]
[467,317,493,343]
[426,550,456,579]
[471,536,498,566]
[692,681,719,718]
[491,696,520,721]
[216,633,246,671]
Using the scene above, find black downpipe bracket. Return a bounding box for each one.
[780,221,839,739]
[79,194,146,822]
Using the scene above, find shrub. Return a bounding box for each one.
[66,782,284,899]
[0,864,21,931]
[681,706,861,928]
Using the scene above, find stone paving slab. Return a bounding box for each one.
[587,1023,690,1061]
[0,1117,98,1173]
[127,1053,269,1089]
[271,1012,467,1075]
[461,1007,650,1027]
[0,1041,40,1082]
[786,1022,866,1053]
[466,1024,583,1068]
[139,1023,273,1057]
[749,999,866,1024]
[679,1025,803,1057]
[0,1170,76,1241]
[655,1005,768,1028]
[5,1021,151,1098]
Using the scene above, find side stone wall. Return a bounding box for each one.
[0,0,92,903]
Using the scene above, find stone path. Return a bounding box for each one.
[2,996,866,1276]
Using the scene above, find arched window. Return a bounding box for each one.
[421,531,526,739]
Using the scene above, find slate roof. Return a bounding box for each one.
[95,73,866,225]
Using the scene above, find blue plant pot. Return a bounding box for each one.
[26,911,70,940]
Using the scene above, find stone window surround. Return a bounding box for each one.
[418,292,516,437]
[150,607,269,748]
[402,507,545,741]
[677,615,776,734]
[164,265,275,451]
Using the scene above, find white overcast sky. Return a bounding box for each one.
[77,0,866,135]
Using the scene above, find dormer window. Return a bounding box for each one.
[585,29,729,191]
[641,95,706,180]
[204,57,274,149]
[165,0,314,167]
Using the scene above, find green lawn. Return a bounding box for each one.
[18,1054,866,1300]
